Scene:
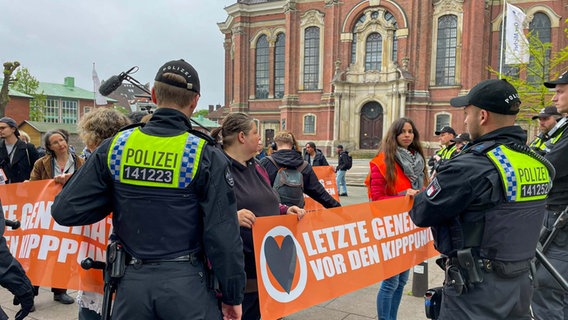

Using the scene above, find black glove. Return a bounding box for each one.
[14,291,34,320]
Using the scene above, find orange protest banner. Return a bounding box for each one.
[253,196,439,320]
[1,180,110,293]
[303,165,339,211]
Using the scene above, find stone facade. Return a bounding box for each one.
[219,0,567,156]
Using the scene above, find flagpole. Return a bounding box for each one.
[92,62,96,108]
[499,0,507,79]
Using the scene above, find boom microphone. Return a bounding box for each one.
[99,75,124,96]
[98,66,138,96]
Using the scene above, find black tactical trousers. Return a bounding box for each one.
[112,260,221,320]
[439,270,532,320]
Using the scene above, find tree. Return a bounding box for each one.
[113,105,130,116]
[193,109,209,118]
[11,67,47,121]
[490,21,568,132]
[0,61,21,117]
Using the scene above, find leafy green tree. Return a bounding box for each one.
[0,61,21,117]
[490,22,568,132]
[193,109,209,118]
[10,67,46,121]
[113,105,130,116]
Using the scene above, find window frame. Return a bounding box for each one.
[255,34,270,99]
[303,114,316,134]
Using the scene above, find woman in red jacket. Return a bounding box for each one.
[365,117,428,320]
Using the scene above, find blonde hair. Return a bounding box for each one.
[78,108,131,149]
[274,131,301,151]
[19,130,31,143]
[154,73,198,108]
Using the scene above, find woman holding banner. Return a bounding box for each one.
[29,129,85,306]
[211,113,305,320]
[365,117,428,320]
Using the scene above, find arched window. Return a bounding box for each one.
[351,10,397,66]
[304,27,320,90]
[528,13,551,84]
[274,33,285,99]
[385,11,398,63]
[255,35,269,99]
[304,114,316,134]
[435,113,451,133]
[351,14,366,65]
[435,15,457,86]
[365,33,383,71]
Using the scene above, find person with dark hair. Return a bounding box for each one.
[410,79,554,319]
[450,132,471,154]
[335,145,350,196]
[260,131,340,208]
[28,129,85,305]
[303,141,328,166]
[427,126,456,175]
[211,113,305,320]
[365,117,428,320]
[51,59,246,320]
[127,111,149,124]
[0,117,39,183]
[528,106,563,155]
[255,138,266,160]
[531,72,568,320]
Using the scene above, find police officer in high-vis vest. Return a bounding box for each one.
[528,106,563,155]
[410,79,554,320]
[531,72,568,320]
[52,59,245,320]
[428,126,456,175]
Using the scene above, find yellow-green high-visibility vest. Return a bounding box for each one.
[107,128,205,188]
[486,145,552,202]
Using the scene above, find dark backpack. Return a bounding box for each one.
[344,153,353,170]
[267,156,308,208]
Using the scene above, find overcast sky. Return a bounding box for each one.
[1,0,235,110]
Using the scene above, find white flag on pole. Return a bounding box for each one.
[92,64,108,105]
[505,3,529,65]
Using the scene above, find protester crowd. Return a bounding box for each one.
[0,56,566,320]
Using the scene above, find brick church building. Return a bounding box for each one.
[218,0,567,155]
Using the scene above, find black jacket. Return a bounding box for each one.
[336,150,350,171]
[410,126,550,258]
[303,149,329,166]
[0,205,34,298]
[260,149,341,208]
[51,108,245,305]
[0,139,39,183]
[545,116,568,207]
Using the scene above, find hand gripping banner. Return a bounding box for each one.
[1,180,110,293]
[253,196,439,320]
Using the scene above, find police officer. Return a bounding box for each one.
[51,59,245,320]
[428,126,456,174]
[531,72,568,320]
[450,132,471,154]
[0,203,35,320]
[410,79,554,319]
[529,106,563,155]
